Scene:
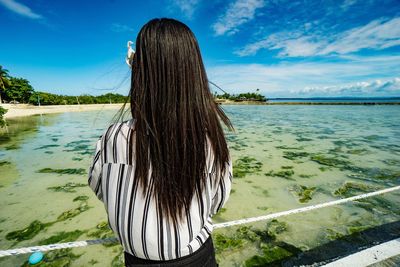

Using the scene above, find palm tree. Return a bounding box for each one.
[0,66,10,104]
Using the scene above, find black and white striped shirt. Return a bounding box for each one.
[88,119,232,260]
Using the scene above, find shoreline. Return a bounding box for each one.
[2,101,400,119]
[1,103,124,119]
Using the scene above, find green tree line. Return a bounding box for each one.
[29,92,127,105]
[0,66,127,105]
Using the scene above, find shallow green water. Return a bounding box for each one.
[0,105,399,266]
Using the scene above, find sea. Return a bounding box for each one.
[0,102,399,266]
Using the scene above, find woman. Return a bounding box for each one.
[88,18,233,266]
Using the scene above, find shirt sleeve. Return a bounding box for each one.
[211,157,233,216]
[88,136,103,201]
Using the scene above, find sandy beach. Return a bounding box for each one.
[1,103,125,119]
[1,101,267,119]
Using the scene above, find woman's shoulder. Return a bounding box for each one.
[102,119,136,141]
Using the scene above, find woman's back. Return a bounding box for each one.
[89,119,232,260]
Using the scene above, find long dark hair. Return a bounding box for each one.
[128,18,233,224]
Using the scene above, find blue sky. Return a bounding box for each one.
[1,0,400,97]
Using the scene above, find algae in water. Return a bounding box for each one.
[87,221,115,239]
[73,195,89,202]
[214,221,294,266]
[0,160,11,166]
[57,202,91,221]
[243,243,293,267]
[233,156,263,178]
[214,233,245,253]
[48,182,87,193]
[20,248,81,267]
[290,185,317,203]
[265,169,295,180]
[333,182,373,198]
[6,220,50,242]
[38,168,86,175]
[310,154,349,167]
[282,151,309,160]
[38,230,85,245]
[111,247,124,267]
[34,144,60,150]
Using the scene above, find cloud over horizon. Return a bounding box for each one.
[294,78,400,97]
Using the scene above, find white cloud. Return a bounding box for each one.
[320,17,400,55]
[0,0,42,19]
[169,0,199,19]
[296,78,400,97]
[341,0,358,10]
[236,17,400,57]
[237,34,324,57]
[212,0,265,36]
[206,55,400,97]
[110,23,134,33]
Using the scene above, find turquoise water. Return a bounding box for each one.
[0,105,399,266]
[268,97,400,103]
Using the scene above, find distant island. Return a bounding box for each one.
[213,89,268,104]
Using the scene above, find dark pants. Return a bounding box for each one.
[124,237,217,267]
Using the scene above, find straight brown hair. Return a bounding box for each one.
[128,18,233,225]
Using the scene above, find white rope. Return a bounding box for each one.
[214,185,400,229]
[1,185,399,257]
[0,238,119,257]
